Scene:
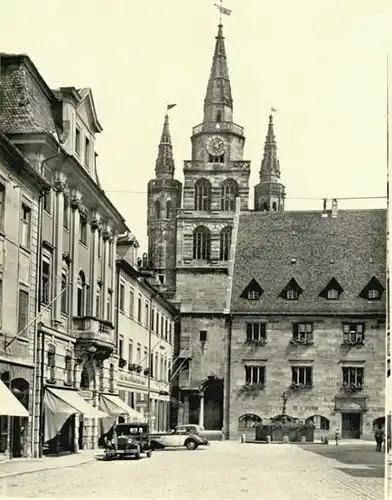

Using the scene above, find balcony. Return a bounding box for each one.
[192,121,244,136]
[73,316,115,360]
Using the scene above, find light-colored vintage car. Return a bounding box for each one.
[150,424,209,450]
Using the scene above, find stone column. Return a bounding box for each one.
[53,177,66,323]
[69,190,82,315]
[198,392,204,428]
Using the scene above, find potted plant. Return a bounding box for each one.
[136,365,143,373]
[119,358,127,369]
[245,338,267,347]
[143,368,150,376]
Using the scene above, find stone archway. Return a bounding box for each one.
[200,377,224,431]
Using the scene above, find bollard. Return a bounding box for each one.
[240,434,246,444]
[266,435,271,444]
[324,436,329,445]
[320,436,324,443]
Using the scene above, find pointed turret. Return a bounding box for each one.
[155,113,174,179]
[260,114,280,182]
[254,113,286,212]
[203,24,233,124]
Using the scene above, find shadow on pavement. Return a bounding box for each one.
[337,466,385,479]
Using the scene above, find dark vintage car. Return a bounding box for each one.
[150,424,209,450]
[104,422,153,460]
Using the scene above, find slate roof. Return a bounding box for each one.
[230,209,386,315]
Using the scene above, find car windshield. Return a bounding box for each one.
[116,425,147,435]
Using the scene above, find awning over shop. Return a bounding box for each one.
[44,387,108,442]
[0,379,29,417]
[99,394,146,421]
[44,388,107,418]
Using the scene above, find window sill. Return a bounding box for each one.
[43,210,52,217]
[63,381,73,387]
[20,245,31,254]
[46,379,57,385]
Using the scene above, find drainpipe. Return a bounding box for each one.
[223,313,233,440]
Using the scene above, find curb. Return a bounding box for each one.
[0,456,95,480]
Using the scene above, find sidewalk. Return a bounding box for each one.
[0,449,99,479]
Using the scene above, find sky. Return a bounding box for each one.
[1,0,391,252]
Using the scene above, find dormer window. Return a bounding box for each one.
[240,279,264,301]
[319,277,343,301]
[359,276,384,301]
[279,278,303,301]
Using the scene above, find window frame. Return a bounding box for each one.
[20,203,32,249]
[245,365,265,385]
[342,366,364,388]
[119,283,125,313]
[245,323,266,342]
[41,252,52,305]
[79,215,88,245]
[17,288,29,337]
[60,270,68,315]
[291,366,313,388]
[342,323,365,344]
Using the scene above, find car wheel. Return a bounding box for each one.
[147,450,152,458]
[185,439,198,450]
[135,445,141,460]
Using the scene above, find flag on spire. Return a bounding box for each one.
[271,107,277,113]
[167,104,177,111]
[214,3,232,16]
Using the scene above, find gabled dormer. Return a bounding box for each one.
[54,87,103,182]
[319,277,344,300]
[359,276,385,301]
[240,278,264,300]
[279,278,303,300]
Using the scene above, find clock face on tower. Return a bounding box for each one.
[206,136,225,156]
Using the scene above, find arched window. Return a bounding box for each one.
[262,202,268,212]
[193,226,211,260]
[272,202,277,211]
[155,200,161,219]
[77,271,86,316]
[166,200,171,219]
[220,226,232,261]
[194,179,212,211]
[220,179,238,211]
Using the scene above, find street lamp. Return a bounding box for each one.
[281,392,288,423]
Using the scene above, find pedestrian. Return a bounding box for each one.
[335,429,340,446]
[375,428,384,452]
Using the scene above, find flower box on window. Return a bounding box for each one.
[289,382,312,390]
[341,339,364,347]
[136,365,143,373]
[245,338,267,347]
[289,338,313,346]
[240,382,265,394]
[119,358,127,369]
[143,368,150,375]
[342,382,363,393]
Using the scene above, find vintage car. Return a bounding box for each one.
[150,424,209,450]
[104,422,153,460]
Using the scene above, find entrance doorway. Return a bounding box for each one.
[203,378,223,431]
[341,412,361,439]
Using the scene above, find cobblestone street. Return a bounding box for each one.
[0,442,385,499]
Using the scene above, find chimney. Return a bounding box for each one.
[331,199,338,218]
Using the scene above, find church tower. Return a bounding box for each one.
[254,113,286,211]
[175,23,251,434]
[147,113,182,295]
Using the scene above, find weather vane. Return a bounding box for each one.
[214,0,232,24]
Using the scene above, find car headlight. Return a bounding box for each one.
[128,439,133,444]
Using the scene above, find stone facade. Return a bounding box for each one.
[0,134,49,458]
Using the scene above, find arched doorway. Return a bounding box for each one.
[202,378,223,431]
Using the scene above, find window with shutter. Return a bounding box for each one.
[18,290,29,337]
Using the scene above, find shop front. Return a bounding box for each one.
[0,363,32,458]
[42,386,107,454]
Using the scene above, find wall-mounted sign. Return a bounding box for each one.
[119,373,147,386]
[79,390,93,400]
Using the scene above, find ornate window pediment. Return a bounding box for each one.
[319,277,344,300]
[359,276,384,301]
[279,278,303,300]
[240,279,264,301]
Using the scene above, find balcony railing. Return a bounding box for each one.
[73,316,115,348]
[192,121,244,136]
[184,160,250,171]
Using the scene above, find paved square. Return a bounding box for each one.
[0,442,385,499]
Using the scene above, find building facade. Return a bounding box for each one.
[0,133,50,458]
[0,54,129,456]
[116,234,178,432]
[146,25,387,439]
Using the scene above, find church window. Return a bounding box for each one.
[240,278,264,300]
[279,278,303,300]
[155,200,161,219]
[318,277,343,300]
[208,154,225,164]
[219,226,232,261]
[359,276,384,301]
[194,179,212,211]
[216,111,222,122]
[165,200,171,219]
[220,179,238,211]
[193,225,211,260]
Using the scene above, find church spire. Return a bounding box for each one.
[259,113,281,182]
[203,24,233,124]
[254,112,286,212]
[155,113,174,179]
